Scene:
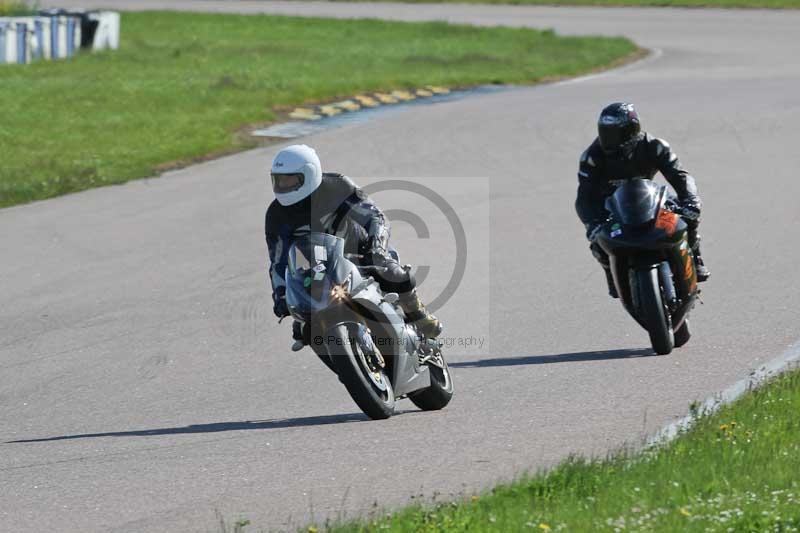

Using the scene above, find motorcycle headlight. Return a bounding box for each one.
[330,282,349,300]
[330,274,352,301]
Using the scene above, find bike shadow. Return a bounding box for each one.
[450,348,655,368]
[6,411,398,444]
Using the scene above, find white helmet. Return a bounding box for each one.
[270,144,323,206]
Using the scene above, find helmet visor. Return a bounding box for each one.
[598,124,625,154]
[271,172,305,194]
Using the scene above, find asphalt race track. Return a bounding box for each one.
[2,2,800,531]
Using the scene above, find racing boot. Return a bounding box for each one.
[687,226,710,282]
[604,266,619,299]
[398,289,442,339]
[290,320,305,352]
[692,245,710,282]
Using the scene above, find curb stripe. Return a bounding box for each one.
[289,108,321,120]
[374,92,398,104]
[426,85,450,94]
[353,95,379,107]
[390,90,415,101]
[332,100,361,112]
[317,105,343,117]
[282,86,453,125]
[252,85,510,139]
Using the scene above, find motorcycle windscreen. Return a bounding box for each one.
[606,179,663,226]
[286,232,349,311]
[287,232,345,277]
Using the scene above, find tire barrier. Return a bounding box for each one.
[0,10,119,65]
[0,20,30,64]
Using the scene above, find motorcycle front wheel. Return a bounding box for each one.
[329,323,395,420]
[674,319,691,348]
[409,353,454,411]
[634,267,674,355]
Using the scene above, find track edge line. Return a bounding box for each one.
[648,338,800,446]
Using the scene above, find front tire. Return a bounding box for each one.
[329,324,395,420]
[674,319,691,348]
[408,354,453,411]
[635,267,674,355]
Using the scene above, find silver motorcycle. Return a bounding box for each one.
[285,232,453,419]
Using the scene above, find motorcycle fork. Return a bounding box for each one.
[664,238,698,329]
[418,338,445,368]
[658,262,678,312]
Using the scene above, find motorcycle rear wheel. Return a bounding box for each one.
[330,323,395,420]
[635,267,674,355]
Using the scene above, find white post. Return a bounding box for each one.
[0,21,7,64]
[90,11,120,51]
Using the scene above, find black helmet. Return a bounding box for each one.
[597,102,642,157]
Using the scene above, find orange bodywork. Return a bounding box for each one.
[680,246,698,292]
[684,252,694,280]
[655,210,679,236]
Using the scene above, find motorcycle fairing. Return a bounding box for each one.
[286,232,431,398]
[604,178,665,226]
[597,180,698,333]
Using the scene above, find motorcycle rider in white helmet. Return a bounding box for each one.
[265,144,442,350]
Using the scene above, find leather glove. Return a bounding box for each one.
[586,223,603,242]
[272,287,289,318]
[369,251,409,283]
[679,199,702,221]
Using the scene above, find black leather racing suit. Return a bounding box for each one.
[265,173,414,316]
[575,133,703,263]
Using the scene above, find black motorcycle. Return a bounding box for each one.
[596,179,699,355]
[284,232,453,419]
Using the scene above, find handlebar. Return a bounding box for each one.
[664,198,686,214]
[357,265,388,276]
[343,253,388,276]
[602,203,698,227]
[664,200,700,221]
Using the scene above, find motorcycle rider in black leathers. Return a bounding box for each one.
[266,144,442,350]
[576,103,710,298]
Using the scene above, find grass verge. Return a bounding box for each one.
[328,0,800,9]
[321,367,800,532]
[0,11,636,208]
[0,1,37,16]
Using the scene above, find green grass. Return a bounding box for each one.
[321,368,800,532]
[0,1,37,16]
[329,0,800,8]
[0,12,636,208]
